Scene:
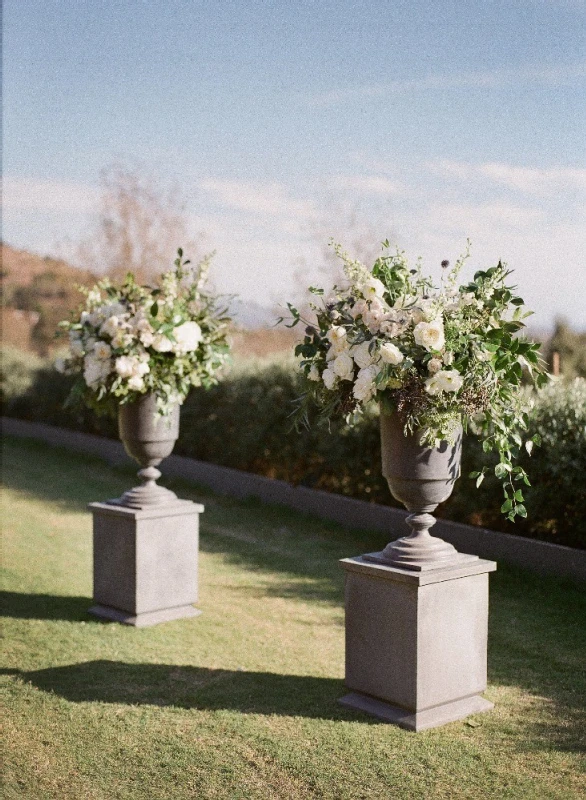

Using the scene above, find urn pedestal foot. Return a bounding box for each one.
[339,555,497,731]
[89,500,203,627]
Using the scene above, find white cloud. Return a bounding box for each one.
[199,179,315,219]
[430,160,586,196]
[1,177,99,212]
[307,62,586,106]
[331,175,403,196]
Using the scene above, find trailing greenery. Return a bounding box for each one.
[2,347,585,548]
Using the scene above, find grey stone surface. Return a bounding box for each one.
[3,417,585,583]
[89,500,203,626]
[88,603,202,627]
[340,555,497,730]
[339,692,494,732]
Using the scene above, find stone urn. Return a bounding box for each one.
[111,393,180,509]
[367,411,477,571]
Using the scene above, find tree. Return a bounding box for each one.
[76,163,200,282]
[545,319,586,379]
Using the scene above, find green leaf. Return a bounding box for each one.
[151,302,159,317]
[514,490,524,502]
[495,463,511,479]
[515,504,527,518]
[501,499,513,513]
[308,287,324,295]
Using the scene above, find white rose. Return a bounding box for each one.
[115,355,136,379]
[127,375,145,391]
[413,298,438,323]
[360,276,386,299]
[173,321,202,354]
[332,352,354,381]
[425,369,463,395]
[413,319,445,352]
[379,342,404,365]
[100,315,123,339]
[307,364,320,381]
[326,325,347,346]
[93,341,112,360]
[152,333,174,353]
[428,357,442,374]
[322,366,337,390]
[351,340,377,369]
[353,365,379,402]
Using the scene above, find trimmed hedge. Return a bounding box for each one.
[2,347,585,549]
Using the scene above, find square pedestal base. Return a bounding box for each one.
[88,603,202,628]
[339,691,494,732]
[89,499,204,626]
[340,555,497,731]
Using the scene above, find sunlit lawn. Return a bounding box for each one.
[2,437,585,799]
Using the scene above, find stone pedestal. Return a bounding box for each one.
[88,500,204,627]
[339,555,497,731]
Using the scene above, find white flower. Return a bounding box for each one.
[476,348,492,362]
[127,375,145,391]
[69,333,84,358]
[353,365,379,402]
[93,341,112,360]
[307,364,320,381]
[100,315,124,339]
[326,325,347,345]
[173,321,202,354]
[412,298,438,323]
[332,352,354,381]
[351,340,377,369]
[83,355,111,389]
[379,342,404,365]
[428,357,443,374]
[360,276,386,299]
[111,330,134,350]
[322,366,337,390]
[443,351,454,365]
[55,357,67,374]
[152,333,174,353]
[115,356,150,380]
[413,319,445,352]
[425,369,464,395]
[349,299,368,319]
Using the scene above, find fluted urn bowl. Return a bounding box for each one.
[367,411,477,571]
[111,394,180,509]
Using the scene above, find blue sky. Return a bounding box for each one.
[3,0,586,328]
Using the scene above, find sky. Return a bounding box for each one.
[2,0,586,329]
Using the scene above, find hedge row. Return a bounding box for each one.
[2,346,585,549]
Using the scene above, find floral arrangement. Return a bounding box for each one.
[287,240,547,520]
[58,250,231,415]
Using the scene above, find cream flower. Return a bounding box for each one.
[349,299,368,319]
[307,364,320,381]
[332,352,354,381]
[127,375,145,391]
[83,355,111,390]
[353,365,379,402]
[428,357,442,374]
[350,340,377,369]
[322,366,337,390]
[173,321,202,354]
[360,276,386,300]
[93,341,112,360]
[100,315,124,339]
[413,319,445,352]
[152,333,174,353]
[425,369,464,395]
[379,342,404,365]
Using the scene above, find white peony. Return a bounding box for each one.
[351,340,377,369]
[307,364,320,381]
[413,319,445,352]
[322,366,337,390]
[379,342,404,365]
[353,365,379,402]
[360,276,386,300]
[173,321,202,354]
[152,333,174,353]
[425,369,464,395]
[332,352,354,381]
[93,341,112,360]
[428,357,443,374]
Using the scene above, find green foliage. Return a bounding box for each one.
[2,347,584,547]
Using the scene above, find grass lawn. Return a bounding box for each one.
[1,436,585,799]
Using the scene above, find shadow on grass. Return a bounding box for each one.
[3,660,367,724]
[0,592,101,623]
